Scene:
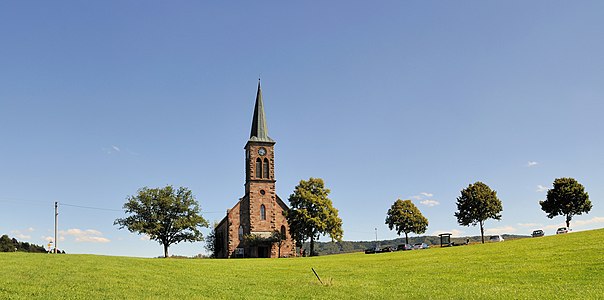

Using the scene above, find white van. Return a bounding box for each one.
[489,235,504,242]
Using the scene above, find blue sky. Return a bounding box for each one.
[1,1,603,257]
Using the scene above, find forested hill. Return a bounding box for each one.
[306,234,529,256]
[0,234,48,253]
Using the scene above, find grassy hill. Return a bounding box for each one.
[1,229,602,299]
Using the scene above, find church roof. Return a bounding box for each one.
[249,80,275,143]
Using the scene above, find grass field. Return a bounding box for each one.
[1,229,603,299]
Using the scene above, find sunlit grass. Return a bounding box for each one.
[1,229,603,299]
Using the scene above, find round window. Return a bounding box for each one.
[260,190,266,195]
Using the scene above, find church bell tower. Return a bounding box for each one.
[214,80,294,258]
[245,81,276,193]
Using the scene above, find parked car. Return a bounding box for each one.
[397,244,414,251]
[413,243,429,250]
[380,246,394,253]
[489,235,504,242]
[364,247,380,254]
[556,227,569,234]
[532,229,544,237]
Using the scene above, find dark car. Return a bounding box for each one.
[397,244,414,251]
[380,246,394,253]
[531,229,544,237]
[364,247,380,254]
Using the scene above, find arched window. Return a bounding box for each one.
[255,158,262,178]
[238,226,243,241]
[263,158,269,178]
[260,204,266,220]
[280,225,286,239]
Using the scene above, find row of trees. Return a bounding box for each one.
[385,177,592,244]
[112,176,590,257]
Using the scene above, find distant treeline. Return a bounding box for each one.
[0,234,48,253]
[304,234,529,256]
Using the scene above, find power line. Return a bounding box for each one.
[0,197,225,215]
[59,203,122,212]
[59,202,225,214]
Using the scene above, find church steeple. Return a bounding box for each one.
[249,80,274,143]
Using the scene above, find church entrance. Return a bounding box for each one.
[257,246,269,258]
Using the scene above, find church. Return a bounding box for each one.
[214,82,295,258]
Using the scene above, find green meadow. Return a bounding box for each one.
[1,229,603,299]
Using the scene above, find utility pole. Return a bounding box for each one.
[375,227,378,249]
[54,201,58,254]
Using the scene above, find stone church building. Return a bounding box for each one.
[214,82,295,258]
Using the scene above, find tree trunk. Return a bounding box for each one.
[310,236,315,257]
[405,232,409,245]
[480,221,485,244]
[164,243,169,258]
[566,214,571,229]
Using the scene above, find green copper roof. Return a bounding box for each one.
[249,81,274,143]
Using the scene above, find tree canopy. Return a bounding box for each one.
[285,177,343,256]
[539,177,591,228]
[454,181,503,243]
[114,185,209,257]
[385,199,428,244]
[0,235,47,253]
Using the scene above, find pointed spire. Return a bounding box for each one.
[249,80,274,143]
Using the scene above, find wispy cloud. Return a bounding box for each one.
[103,145,139,156]
[10,227,36,240]
[573,217,604,227]
[536,185,548,192]
[420,200,440,207]
[518,223,542,228]
[485,226,517,235]
[432,229,464,237]
[103,145,122,155]
[409,192,438,207]
[59,228,110,243]
[11,232,31,240]
[527,161,538,167]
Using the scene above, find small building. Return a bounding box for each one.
[214,82,295,258]
[439,233,452,247]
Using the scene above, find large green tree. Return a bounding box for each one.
[539,177,591,228]
[115,185,209,257]
[455,182,503,244]
[385,199,428,245]
[285,177,343,256]
[0,235,15,252]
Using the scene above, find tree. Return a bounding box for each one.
[285,177,343,256]
[540,177,591,228]
[114,185,209,258]
[385,199,428,245]
[454,182,503,244]
[204,221,221,259]
[0,235,15,252]
[204,225,217,259]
